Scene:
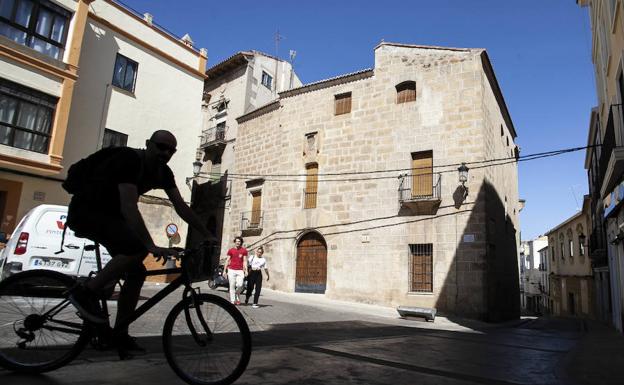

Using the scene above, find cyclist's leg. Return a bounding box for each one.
[114,258,146,334]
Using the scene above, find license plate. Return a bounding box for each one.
[31,258,69,269]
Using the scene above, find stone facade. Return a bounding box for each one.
[228,43,520,321]
[546,198,594,319]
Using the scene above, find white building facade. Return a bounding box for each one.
[0,0,207,258]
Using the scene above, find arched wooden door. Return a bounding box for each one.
[295,232,327,293]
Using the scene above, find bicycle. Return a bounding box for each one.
[0,242,252,385]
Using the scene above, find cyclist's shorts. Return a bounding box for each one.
[67,198,147,257]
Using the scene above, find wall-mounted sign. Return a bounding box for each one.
[463,234,475,243]
[165,223,178,238]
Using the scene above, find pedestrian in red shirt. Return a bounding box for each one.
[224,236,248,304]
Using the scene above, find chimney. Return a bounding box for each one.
[181,33,194,47]
[143,13,153,26]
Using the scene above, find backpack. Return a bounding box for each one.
[62,147,133,195]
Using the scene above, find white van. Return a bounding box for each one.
[0,204,111,280]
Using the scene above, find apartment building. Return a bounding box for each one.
[190,50,301,258]
[227,42,520,321]
[519,236,548,314]
[577,0,624,331]
[0,0,207,255]
[546,197,594,318]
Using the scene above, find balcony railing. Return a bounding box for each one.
[241,210,263,231]
[598,106,616,185]
[398,173,442,202]
[303,189,317,209]
[200,125,227,148]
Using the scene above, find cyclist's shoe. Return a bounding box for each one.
[67,285,108,324]
[116,334,146,360]
[116,334,146,354]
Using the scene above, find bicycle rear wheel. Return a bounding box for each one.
[0,270,89,373]
[163,293,251,385]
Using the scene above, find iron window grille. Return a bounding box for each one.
[112,53,139,93]
[0,0,71,60]
[408,243,433,293]
[0,77,57,154]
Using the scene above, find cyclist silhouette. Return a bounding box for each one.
[66,130,210,353]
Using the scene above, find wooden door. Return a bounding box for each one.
[295,232,327,293]
[250,191,261,227]
[412,151,432,197]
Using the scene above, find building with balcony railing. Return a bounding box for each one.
[190,50,302,261]
[228,42,521,321]
[578,0,624,332]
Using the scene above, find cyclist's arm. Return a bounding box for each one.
[118,183,158,252]
[165,186,211,239]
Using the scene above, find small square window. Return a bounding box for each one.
[112,53,138,93]
[261,71,273,89]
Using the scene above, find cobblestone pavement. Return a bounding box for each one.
[1,283,623,385]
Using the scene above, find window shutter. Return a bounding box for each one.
[335,92,351,115]
[305,164,318,208]
[251,191,262,226]
[411,151,433,197]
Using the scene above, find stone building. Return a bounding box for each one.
[228,42,521,321]
[545,197,594,318]
[519,236,548,314]
[577,0,624,332]
[190,50,301,257]
[0,0,207,259]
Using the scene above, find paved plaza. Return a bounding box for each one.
[1,284,623,385]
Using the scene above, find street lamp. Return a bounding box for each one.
[458,163,469,185]
[192,160,203,177]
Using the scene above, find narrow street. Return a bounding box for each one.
[2,284,622,385]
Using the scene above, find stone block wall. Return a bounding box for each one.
[228,43,519,320]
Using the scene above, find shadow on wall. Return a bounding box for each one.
[62,21,120,170]
[188,171,229,271]
[436,180,520,322]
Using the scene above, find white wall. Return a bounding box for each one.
[64,15,204,202]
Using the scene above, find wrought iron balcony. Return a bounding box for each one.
[241,210,263,233]
[200,125,227,149]
[398,173,442,215]
[303,189,317,209]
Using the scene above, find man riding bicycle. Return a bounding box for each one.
[66,130,210,354]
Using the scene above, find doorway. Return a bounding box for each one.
[295,232,327,293]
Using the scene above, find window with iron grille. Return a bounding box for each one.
[0,77,57,154]
[409,244,433,293]
[396,81,416,104]
[0,0,71,60]
[102,128,127,148]
[334,92,351,115]
[112,53,138,93]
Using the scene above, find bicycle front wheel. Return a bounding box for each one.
[163,293,251,385]
[0,270,89,373]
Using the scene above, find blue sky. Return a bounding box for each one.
[121,0,596,240]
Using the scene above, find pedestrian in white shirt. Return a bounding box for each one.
[245,246,269,308]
